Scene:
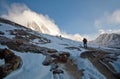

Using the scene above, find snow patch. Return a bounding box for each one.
[110,56,120,73]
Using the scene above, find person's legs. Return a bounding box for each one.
[85,43,87,48]
[83,43,85,48]
[84,43,87,48]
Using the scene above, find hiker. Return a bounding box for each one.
[83,38,87,48]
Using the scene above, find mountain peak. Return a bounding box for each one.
[27,21,49,33]
[91,33,120,48]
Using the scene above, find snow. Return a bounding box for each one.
[0,59,4,66]
[67,47,106,79]
[3,50,105,79]
[0,42,106,79]
[90,33,120,48]
[4,52,52,79]
[76,58,106,79]
[4,50,73,79]
[110,56,120,73]
[0,23,16,39]
[88,43,120,53]
[31,34,81,52]
[0,22,108,79]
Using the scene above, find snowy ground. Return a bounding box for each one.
[0,59,4,66]
[0,21,116,79]
[110,56,120,73]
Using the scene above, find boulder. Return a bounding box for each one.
[47,49,57,53]
[42,55,53,66]
[53,69,64,74]
[0,48,22,78]
[0,31,4,35]
[114,73,120,79]
[0,36,11,45]
[59,52,70,62]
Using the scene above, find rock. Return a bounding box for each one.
[50,62,59,71]
[0,31,4,35]
[65,46,81,51]
[47,49,57,53]
[42,55,53,66]
[9,29,28,35]
[53,69,64,74]
[60,52,70,57]
[14,35,30,42]
[0,48,22,78]
[50,53,59,58]
[49,52,70,63]
[38,37,51,44]
[0,36,11,45]
[114,73,120,79]
[80,50,97,58]
[59,52,70,62]
[0,50,4,59]
[6,41,23,52]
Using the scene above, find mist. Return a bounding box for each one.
[1,3,82,41]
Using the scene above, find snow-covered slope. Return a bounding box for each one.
[0,18,108,79]
[90,33,120,48]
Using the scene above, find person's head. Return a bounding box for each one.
[83,38,86,40]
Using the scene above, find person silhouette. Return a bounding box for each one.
[83,38,87,48]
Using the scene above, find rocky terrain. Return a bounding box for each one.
[0,48,21,78]
[90,33,120,49]
[0,17,120,79]
[81,48,120,79]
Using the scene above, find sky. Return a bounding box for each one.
[0,0,120,40]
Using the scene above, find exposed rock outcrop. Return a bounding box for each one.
[80,50,120,79]
[0,48,22,78]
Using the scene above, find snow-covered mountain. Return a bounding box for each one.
[0,18,120,79]
[1,3,83,41]
[27,21,50,34]
[90,33,120,48]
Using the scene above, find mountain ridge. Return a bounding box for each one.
[90,33,120,48]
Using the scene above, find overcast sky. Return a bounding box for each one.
[0,0,120,40]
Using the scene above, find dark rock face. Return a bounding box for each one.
[0,36,57,54]
[80,50,120,79]
[9,29,51,44]
[42,52,68,78]
[0,31,4,35]
[47,49,57,53]
[0,36,12,45]
[53,69,64,74]
[59,52,70,63]
[0,48,22,78]
[42,55,53,66]
[114,73,120,79]
[65,46,81,51]
[42,52,70,66]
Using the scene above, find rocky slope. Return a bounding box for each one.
[90,33,120,48]
[0,17,120,79]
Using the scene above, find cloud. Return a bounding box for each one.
[0,3,83,41]
[94,10,120,34]
[62,32,82,41]
[99,29,120,34]
[1,3,61,35]
[95,10,120,27]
